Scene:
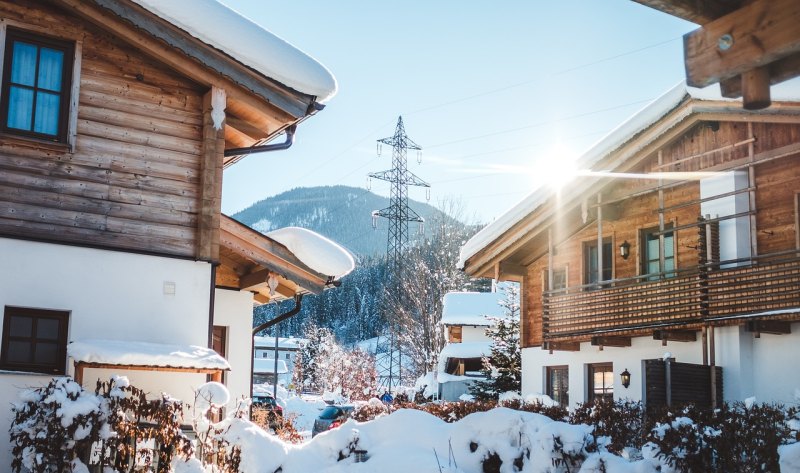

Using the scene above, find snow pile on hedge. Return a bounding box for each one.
[200,406,664,473]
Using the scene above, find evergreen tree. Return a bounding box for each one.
[469,284,522,400]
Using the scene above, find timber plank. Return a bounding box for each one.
[0,151,198,199]
[78,105,202,140]
[77,119,202,156]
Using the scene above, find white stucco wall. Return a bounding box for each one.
[461,325,490,343]
[213,288,255,405]
[522,335,704,408]
[522,326,800,408]
[0,237,213,469]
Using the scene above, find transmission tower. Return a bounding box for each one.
[368,116,430,392]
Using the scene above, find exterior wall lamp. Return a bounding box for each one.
[619,240,631,260]
[620,368,631,388]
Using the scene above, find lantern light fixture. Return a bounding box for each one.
[619,240,631,260]
[620,368,631,389]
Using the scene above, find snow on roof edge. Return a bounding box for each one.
[131,0,337,103]
[68,339,231,370]
[266,227,355,278]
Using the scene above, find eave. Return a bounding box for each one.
[218,215,330,304]
[51,0,321,166]
[462,95,800,279]
[634,0,800,109]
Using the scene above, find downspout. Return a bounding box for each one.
[225,125,296,158]
[250,294,304,403]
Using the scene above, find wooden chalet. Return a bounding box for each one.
[0,0,350,467]
[460,82,800,408]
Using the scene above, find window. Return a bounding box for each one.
[588,363,613,402]
[1,307,69,374]
[545,267,567,291]
[583,239,612,285]
[641,225,675,278]
[546,366,569,407]
[285,353,290,360]
[1,29,74,142]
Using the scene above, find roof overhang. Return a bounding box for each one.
[634,0,800,109]
[461,89,800,279]
[54,0,328,166]
[218,215,337,304]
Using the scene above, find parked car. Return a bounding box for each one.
[252,393,283,416]
[312,405,354,437]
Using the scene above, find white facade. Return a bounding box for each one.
[521,323,800,408]
[214,288,257,404]
[460,325,491,343]
[0,237,214,467]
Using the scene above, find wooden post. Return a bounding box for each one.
[747,123,758,257]
[596,193,603,285]
[197,87,226,262]
[74,362,84,385]
[709,326,717,408]
[547,227,554,291]
[658,151,666,276]
[741,67,771,110]
[211,370,222,383]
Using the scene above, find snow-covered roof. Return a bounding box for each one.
[437,341,492,374]
[132,0,337,103]
[253,336,305,350]
[68,339,230,370]
[253,358,288,374]
[266,227,355,278]
[458,79,800,270]
[441,292,506,326]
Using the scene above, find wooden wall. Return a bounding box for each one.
[520,118,800,347]
[0,1,205,258]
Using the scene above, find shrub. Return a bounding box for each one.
[569,398,644,453]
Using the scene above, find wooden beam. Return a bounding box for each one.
[653,330,698,342]
[543,341,581,352]
[684,0,800,88]
[226,117,271,141]
[239,268,270,291]
[196,88,225,262]
[745,320,792,335]
[741,66,771,110]
[632,0,741,25]
[590,336,632,348]
[253,292,271,305]
[720,52,800,97]
[499,261,526,281]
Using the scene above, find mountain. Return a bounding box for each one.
[232,185,447,257]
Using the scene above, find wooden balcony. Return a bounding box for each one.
[542,251,800,341]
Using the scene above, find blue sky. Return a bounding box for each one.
[221,0,697,224]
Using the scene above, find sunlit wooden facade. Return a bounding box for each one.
[461,84,800,407]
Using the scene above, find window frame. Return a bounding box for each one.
[0,306,70,375]
[583,238,612,286]
[640,223,676,279]
[587,362,614,402]
[545,365,569,407]
[0,27,75,144]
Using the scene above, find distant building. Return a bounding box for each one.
[436,291,510,400]
[253,336,305,385]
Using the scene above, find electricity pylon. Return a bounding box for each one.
[368,116,430,392]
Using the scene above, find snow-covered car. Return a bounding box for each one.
[312,405,354,437]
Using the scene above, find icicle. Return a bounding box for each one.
[210,86,226,130]
[416,150,422,164]
[425,188,431,202]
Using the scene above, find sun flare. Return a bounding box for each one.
[533,144,579,191]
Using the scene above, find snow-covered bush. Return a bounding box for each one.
[9,376,193,473]
[570,398,644,454]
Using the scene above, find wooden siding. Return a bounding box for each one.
[643,359,722,409]
[0,1,205,257]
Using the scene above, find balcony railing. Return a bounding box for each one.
[542,251,800,340]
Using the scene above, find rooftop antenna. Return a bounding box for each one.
[368,116,430,392]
